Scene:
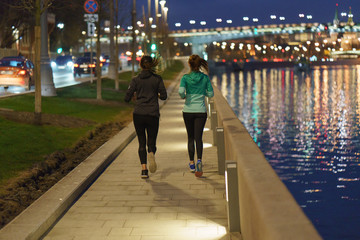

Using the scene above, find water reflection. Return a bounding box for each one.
[211,66,360,240]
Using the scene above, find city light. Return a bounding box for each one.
[253,18,259,22]
[299,13,305,18]
[189,20,196,24]
[243,17,249,21]
[57,23,64,29]
[279,17,285,21]
[270,15,277,19]
[307,15,313,19]
[175,23,181,27]
[226,19,233,24]
[200,21,207,25]
[216,18,223,22]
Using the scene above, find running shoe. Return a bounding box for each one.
[189,162,195,173]
[141,169,149,179]
[148,152,157,173]
[195,160,203,177]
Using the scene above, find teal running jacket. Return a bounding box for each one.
[179,71,214,113]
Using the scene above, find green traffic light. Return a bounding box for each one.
[151,44,157,51]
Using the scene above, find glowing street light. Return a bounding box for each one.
[189,20,196,24]
[57,22,64,29]
[243,17,249,21]
[175,22,181,27]
[216,18,223,23]
[279,16,285,21]
[200,21,207,25]
[306,15,313,19]
[253,18,259,22]
[226,19,232,24]
[299,14,305,18]
[270,15,277,19]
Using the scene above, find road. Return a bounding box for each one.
[0,66,132,97]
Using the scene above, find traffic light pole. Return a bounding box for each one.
[132,0,136,78]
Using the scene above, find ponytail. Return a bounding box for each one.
[140,55,160,74]
[188,54,208,73]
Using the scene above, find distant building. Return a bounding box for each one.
[333,3,340,28]
[347,7,355,26]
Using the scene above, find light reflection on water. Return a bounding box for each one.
[211,66,360,240]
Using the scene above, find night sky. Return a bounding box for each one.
[135,0,360,30]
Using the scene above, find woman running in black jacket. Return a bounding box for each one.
[124,55,167,178]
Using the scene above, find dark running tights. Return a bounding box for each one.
[133,114,159,165]
[183,112,207,161]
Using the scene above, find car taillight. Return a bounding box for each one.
[100,63,103,67]
[89,64,95,68]
[74,63,79,67]
[18,70,26,75]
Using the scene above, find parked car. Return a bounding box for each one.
[51,55,74,71]
[0,56,34,90]
[73,57,101,77]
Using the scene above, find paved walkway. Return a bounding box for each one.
[43,84,241,240]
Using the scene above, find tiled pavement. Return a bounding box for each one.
[43,84,242,240]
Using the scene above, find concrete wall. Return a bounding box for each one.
[212,86,323,240]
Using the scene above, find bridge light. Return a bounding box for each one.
[306,15,312,19]
[189,20,196,24]
[200,21,207,25]
[243,17,249,21]
[279,16,285,21]
[226,19,233,24]
[175,23,181,27]
[270,15,276,19]
[299,14,305,18]
[253,18,259,22]
[216,18,222,23]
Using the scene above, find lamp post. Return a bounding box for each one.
[159,0,166,68]
[40,0,56,96]
[132,0,137,77]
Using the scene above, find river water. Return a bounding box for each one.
[210,65,360,240]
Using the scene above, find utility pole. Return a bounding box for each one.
[132,0,136,77]
[114,0,119,90]
[108,0,116,79]
[96,1,102,100]
[148,0,152,53]
[34,0,41,123]
[40,0,56,97]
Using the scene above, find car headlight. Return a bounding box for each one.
[51,61,56,68]
[67,61,74,67]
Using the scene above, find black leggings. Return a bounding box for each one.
[133,114,159,165]
[183,112,207,161]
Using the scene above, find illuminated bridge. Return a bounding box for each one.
[168,22,360,56]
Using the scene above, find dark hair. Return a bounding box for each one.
[188,54,208,73]
[140,55,159,73]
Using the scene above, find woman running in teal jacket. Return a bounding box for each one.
[179,55,214,177]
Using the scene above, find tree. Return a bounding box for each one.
[16,0,55,123]
[0,1,32,49]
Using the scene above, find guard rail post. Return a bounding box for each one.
[225,160,240,232]
[216,127,225,175]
